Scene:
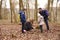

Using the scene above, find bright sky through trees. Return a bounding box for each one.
[5,0,60,8]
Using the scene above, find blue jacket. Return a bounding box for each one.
[19,11,26,23]
[39,10,49,19]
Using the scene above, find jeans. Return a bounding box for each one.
[22,23,25,33]
[44,19,49,30]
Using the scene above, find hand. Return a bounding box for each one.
[23,30,26,32]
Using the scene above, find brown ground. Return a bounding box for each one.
[0,23,60,40]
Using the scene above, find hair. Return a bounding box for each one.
[39,8,42,9]
[23,8,26,11]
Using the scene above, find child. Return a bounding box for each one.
[24,18,33,32]
[38,13,44,33]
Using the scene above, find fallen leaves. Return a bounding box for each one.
[0,24,60,40]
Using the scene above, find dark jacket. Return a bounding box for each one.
[39,10,49,20]
[24,22,33,31]
[19,11,26,23]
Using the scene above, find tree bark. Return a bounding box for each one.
[10,0,17,23]
[48,0,50,11]
[34,0,38,21]
[48,0,51,21]
[19,0,24,11]
[50,0,54,22]
[55,0,58,22]
[10,0,13,23]
[26,0,30,19]
[0,0,2,19]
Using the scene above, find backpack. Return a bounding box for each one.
[43,10,49,16]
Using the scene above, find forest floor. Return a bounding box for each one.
[0,20,60,40]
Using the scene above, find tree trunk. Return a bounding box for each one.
[26,0,30,19]
[0,0,2,19]
[10,0,17,23]
[10,0,13,23]
[19,0,24,10]
[34,0,38,21]
[48,0,51,21]
[13,9,17,23]
[55,0,58,22]
[50,0,54,22]
[48,0,50,11]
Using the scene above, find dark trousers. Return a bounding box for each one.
[39,25,43,33]
[22,23,25,33]
[44,19,49,30]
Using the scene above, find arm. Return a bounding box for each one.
[38,14,41,23]
[21,13,26,21]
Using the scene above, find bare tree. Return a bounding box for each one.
[10,0,17,23]
[48,0,51,11]
[48,0,52,21]
[34,0,38,21]
[50,0,54,22]
[0,0,3,19]
[59,4,60,11]
[26,0,30,19]
[10,0,13,23]
[55,0,59,22]
[51,0,55,22]
[19,0,24,10]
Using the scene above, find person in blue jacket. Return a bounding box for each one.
[39,8,49,32]
[19,9,26,33]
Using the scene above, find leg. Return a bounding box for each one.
[44,19,49,30]
[39,25,43,33]
[22,23,25,33]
